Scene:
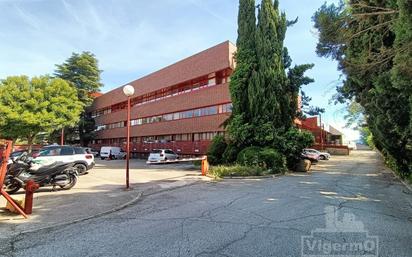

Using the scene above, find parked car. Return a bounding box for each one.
[148,149,179,162]
[304,148,331,160]
[83,147,100,157]
[7,150,40,164]
[34,145,95,175]
[301,150,320,163]
[100,146,126,160]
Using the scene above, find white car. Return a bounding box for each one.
[148,149,179,162]
[304,149,331,160]
[100,146,126,160]
[83,147,100,157]
[34,145,95,175]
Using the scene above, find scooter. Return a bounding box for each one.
[3,153,78,194]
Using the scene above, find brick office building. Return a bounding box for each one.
[88,41,236,156]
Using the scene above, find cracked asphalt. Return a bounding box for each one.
[1,150,412,257]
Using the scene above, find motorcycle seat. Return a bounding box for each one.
[30,162,70,174]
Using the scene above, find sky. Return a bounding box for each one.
[0,0,358,141]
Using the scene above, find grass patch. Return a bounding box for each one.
[209,165,268,178]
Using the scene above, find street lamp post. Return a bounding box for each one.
[319,113,323,151]
[123,85,135,189]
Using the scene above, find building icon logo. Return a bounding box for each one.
[301,206,379,257]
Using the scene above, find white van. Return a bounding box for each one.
[100,146,126,160]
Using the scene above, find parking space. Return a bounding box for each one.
[0,158,208,233]
[86,158,201,187]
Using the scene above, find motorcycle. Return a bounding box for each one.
[3,153,78,194]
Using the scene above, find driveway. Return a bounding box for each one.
[1,150,412,257]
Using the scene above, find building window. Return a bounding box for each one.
[91,69,232,118]
[101,103,232,130]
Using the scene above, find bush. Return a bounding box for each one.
[236,146,286,174]
[259,148,287,174]
[207,135,227,165]
[236,146,262,167]
[273,128,314,170]
[209,165,266,178]
[222,144,239,164]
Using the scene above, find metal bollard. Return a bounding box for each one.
[24,180,39,215]
[201,157,209,176]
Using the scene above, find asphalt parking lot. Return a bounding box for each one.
[3,151,411,257]
[0,157,209,235]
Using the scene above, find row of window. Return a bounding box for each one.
[91,107,111,118]
[92,131,225,145]
[90,69,232,118]
[96,103,232,131]
[130,103,232,127]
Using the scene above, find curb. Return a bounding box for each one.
[376,150,412,192]
[400,179,412,192]
[221,174,283,180]
[388,169,412,192]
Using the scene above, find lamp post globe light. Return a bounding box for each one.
[123,84,135,97]
[123,84,135,189]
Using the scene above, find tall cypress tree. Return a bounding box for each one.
[248,0,289,145]
[227,0,257,147]
[223,0,315,166]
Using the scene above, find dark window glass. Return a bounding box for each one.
[75,147,86,154]
[60,147,74,156]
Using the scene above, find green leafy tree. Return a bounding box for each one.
[55,51,103,146]
[0,76,83,151]
[287,64,315,119]
[313,0,412,177]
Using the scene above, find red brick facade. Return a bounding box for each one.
[88,41,236,156]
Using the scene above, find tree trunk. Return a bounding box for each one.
[27,135,34,153]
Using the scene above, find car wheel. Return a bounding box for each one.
[320,155,326,160]
[74,163,88,175]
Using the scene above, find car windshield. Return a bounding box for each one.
[151,150,162,154]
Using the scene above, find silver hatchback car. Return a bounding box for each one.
[148,149,179,162]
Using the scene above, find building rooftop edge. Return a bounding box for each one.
[101,40,236,96]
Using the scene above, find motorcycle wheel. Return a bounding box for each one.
[60,174,78,190]
[4,182,21,194]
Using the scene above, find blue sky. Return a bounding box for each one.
[0,0,357,140]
